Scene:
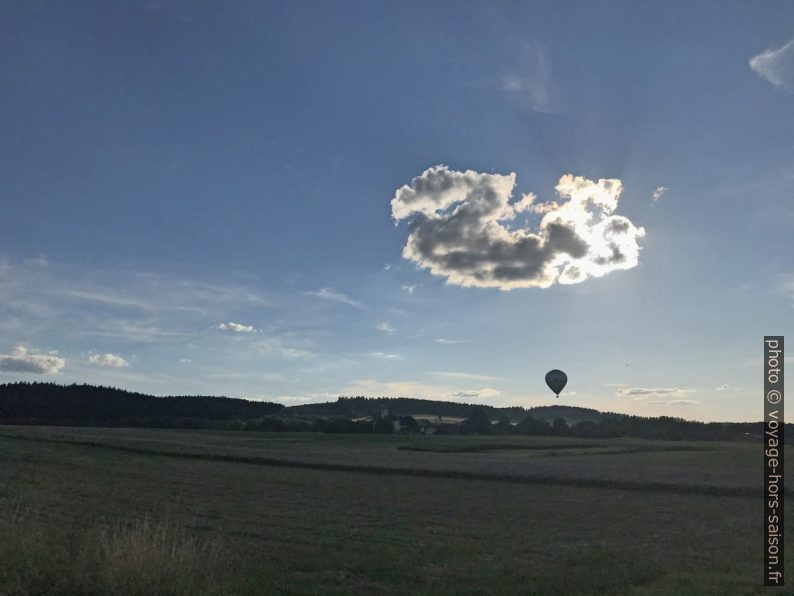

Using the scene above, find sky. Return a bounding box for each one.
[1,1,793,422]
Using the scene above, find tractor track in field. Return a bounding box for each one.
[0,432,770,499]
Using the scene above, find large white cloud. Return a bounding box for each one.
[750,39,794,93]
[0,346,65,374]
[391,166,646,290]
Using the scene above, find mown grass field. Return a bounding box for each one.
[0,426,790,594]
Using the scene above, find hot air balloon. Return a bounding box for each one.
[545,369,567,398]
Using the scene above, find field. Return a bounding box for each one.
[0,426,790,594]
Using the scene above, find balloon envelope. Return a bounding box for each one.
[545,369,567,396]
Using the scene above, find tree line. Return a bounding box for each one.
[0,382,283,428]
[0,383,775,441]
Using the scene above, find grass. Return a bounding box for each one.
[0,426,790,594]
[0,509,224,595]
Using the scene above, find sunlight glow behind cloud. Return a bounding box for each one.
[391,166,645,290]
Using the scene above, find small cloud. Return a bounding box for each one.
[434,338,465,344]
[304,287,366,310]
[448,387,501,399]
[88,353,128,368]
[750,39,794,93]
[647,399,699,406]
[401,285,416,294]
[368,352,402,359]
[217,322,256,333]
[449,390,479,398]
[616,387,695,400]
[376,322,395,334]
[179,358,192,364]
[715,384,730,391]
[383,264,392,271]
[0,346,65,374]
[651,186,668,203]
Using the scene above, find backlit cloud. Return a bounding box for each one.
[391,166,645,290]
[750,39,794,93]
[0,346,65,374]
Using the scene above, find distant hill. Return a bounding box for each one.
[0,382,283,428]
[289,396,511,419]
[288,396,602,423]
[0,384,777,442]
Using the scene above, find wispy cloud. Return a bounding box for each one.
[447,387,500,399]
[434,338,465,345]
[252,337,313,359]
[401,285,416,294]
[0,256,271,346]
[651,186,668,203]
[0,346,65,374]
[304,287,366,310]
[431,371,498,381]
[499,41,556,113]
[376,322,395,334]
[368,352,402,360]
[715,384,730,391]
[750,39,794,93]
[647,399,699,406]
[616,387,696,400]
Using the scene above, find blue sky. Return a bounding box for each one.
[1,1,792,421]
